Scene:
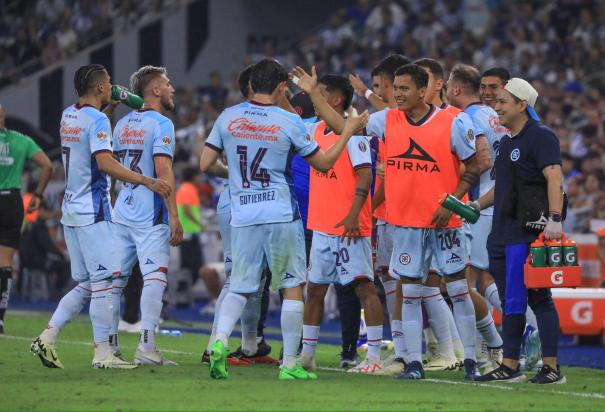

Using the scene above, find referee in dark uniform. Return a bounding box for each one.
[0,104,53,334]
[469,79,566,384]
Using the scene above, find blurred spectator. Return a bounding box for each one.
[41,35,64,67]
[55,19,78,56]
[176,166,204,283]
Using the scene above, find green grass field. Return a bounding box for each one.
[2,311,605,412]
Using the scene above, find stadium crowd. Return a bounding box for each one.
[0,0,176,89]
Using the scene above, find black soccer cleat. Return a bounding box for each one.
[229,338,276,364]
[464,359,478,381]
[528,364,566,385]
[475,363,526,382]
[201,350,210,364]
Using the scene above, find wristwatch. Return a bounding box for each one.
[549,213,562,222]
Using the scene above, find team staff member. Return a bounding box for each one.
[473,78,566,384]
[0,104,53,334]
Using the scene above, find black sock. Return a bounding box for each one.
[0,266,14,321]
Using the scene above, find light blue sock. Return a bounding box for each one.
[42,282,91,343]
[241,289,262,355]
[90,279,112,344]
[281,299,304,369]
[401,284,423,364]
[139,272,167,351]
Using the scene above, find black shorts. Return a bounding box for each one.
[0,190,24,249]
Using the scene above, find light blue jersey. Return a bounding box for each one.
[465,103,509,215]
[112,109,175,228]
[206,101,319,227]
[60,104,113,227]
[367,106,476,162]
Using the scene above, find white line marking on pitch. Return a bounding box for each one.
[4,334,604,400]
[315,367,605,400]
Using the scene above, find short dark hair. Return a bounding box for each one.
[450,64,481,95]
[250,59,288,95]
[182,166,199,182]
[130,65,167,97]
[238,65,254,99]
[74,64,107,97]
[414,58,444,80]
[375,54,411,82]
[370,66,380,78]
[481,67,511,83]
[318,74,354,110]
[394,64,428,89]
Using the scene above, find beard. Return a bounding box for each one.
[160,95,175,112]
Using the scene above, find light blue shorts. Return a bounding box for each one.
[390,226,468,279]
[64,221,121,282]
[467,214,492,271]
[230,220,306,293]
[375,222,393,273]
[115,223,170,277]
[217,210,232,275]
[308,232,373,286]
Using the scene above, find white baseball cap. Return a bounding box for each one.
[504,78,540,121]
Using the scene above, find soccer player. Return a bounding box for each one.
[480,68,511,110]
[302,58,409,375]
[414,57,465,371]
[0,104,53,335]
[349,54,410,112]
[474,78,565,384]
[200,58,367,380]
[203,65,274,365]
[31,64,171,369]
[296,74,384,374]
[372,64,480,380]
[446,64,505,373]
[109,65,183,365]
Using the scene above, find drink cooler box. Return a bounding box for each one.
[524,258,582,288]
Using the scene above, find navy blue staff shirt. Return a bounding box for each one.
[488,119,561,246]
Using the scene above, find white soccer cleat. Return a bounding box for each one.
[92,353,138,369]
[347,357,384,374]
[134,348,178,366]
[453,339,465,368]
[374,353,405,376]
[30,336,64,369]
[424,353,459,371]
[300,351,316,371]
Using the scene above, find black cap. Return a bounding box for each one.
[289,91,316,120]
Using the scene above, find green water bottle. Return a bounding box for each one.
[530,238,547,267]
[111,85,144,109]
[562,238,578,266]
[545,240,562,267]
[439,194,480,224]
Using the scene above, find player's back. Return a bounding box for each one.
[112,109,175,228]
[60,104,112,226]
[206,101,318,227]
[465,104,508,207]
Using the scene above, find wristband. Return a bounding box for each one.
[364,89,373,100]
